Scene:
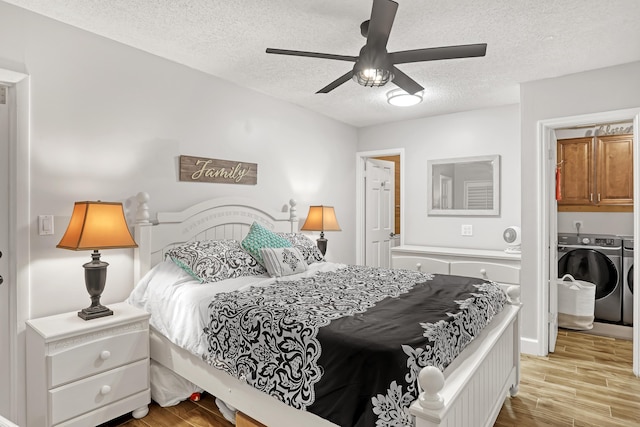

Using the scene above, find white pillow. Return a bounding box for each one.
[260,247,308,277]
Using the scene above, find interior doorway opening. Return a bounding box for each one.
[0,68,30,426]
[554,123,634,340]
[355,148,404,266]
[538,107,640,376]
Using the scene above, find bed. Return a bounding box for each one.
[129,192,521,427]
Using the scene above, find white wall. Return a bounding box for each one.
[558,212,633,236]
[357,104,521,250]
[521,61,640,352]
[1,3,358,422]
[0,2,358,320]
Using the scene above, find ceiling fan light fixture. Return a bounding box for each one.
[387,88,423,106]
[266,0,487,95]
[353,68,393,87]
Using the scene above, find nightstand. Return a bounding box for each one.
[26,302,151,427]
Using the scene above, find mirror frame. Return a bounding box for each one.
[427,154,500,216]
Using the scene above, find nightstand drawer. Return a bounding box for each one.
[49,359,149,425]
[49,329,148,388]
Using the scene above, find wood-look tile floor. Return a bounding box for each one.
[495,329,639,427]
[108,330,638,427]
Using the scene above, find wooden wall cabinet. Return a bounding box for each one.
[557,134,633,212]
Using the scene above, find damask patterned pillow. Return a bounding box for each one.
[260,247,308,277]
[241,222,292,266]
[276,232,325,265]
[166,239,266,283]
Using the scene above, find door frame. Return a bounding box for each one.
[0,68,30,424]
[355,148,404,265]
[538,107,640,375]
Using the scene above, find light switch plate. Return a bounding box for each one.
[461,224,473,236]
[38,215,54,236]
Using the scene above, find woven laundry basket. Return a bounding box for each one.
[557,274,596,330]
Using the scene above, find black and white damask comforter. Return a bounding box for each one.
[201,265,506,427]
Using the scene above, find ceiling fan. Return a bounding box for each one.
[266,0,487,95]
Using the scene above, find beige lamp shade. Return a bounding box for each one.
[57,201,138,250]
[301,205,341,232]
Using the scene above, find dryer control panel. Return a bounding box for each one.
[593,237,618,246]
[558,233,621,247]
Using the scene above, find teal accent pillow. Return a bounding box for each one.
[241,222,292,266]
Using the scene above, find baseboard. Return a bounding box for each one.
[573,322,633,341]
[520,337,540,356]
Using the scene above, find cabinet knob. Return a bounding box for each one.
[480,268,487,276]
[416,263,422,271]
[100,385,111,395]
[100,350,111,360]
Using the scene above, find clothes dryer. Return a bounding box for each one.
[623,238,633,325]
[558,233,622,323]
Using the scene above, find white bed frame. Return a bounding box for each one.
[132,193,522,427]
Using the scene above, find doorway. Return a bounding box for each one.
[539,108,640,376]
[555,124,634,337]
[355,148,404,266]
[0,68,30,426]
[364,158,395,268]
[0,83,10,420]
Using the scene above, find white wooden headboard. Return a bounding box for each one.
[132,192,299,284]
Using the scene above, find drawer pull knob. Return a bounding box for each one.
[416,263,422,271]
[100,385,111,395]
[100,350,111,360]
[480,269,487,276]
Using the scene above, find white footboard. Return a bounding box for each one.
[410,287,521,427]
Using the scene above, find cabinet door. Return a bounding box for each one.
[596,134,633,205]
[557,137,593,205]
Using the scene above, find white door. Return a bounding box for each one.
[548,129,559,353]
[365,159,395,268]
[0,84,10,417]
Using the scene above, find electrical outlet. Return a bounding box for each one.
[461,224,473,236]
[573,220,583,232]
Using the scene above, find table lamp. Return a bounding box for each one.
[57,201,138,320]
[301,205,341,256]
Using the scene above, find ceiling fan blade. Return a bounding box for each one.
[366,0,398,48]
[390,43,487,64]
[391,66,424,95]
[266,48,358,62]
[316,71,354,94]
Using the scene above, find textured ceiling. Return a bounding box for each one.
[4,0,640,127]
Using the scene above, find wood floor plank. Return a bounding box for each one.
[137,404,196,427]
[117,420,150,427]
[178,405,230,427]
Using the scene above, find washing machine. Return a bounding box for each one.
[623,238,634,325]
[558,233,622,323]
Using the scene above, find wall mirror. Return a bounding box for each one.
[427,155,500,216]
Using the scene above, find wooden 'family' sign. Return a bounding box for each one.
[179,155,257,185]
